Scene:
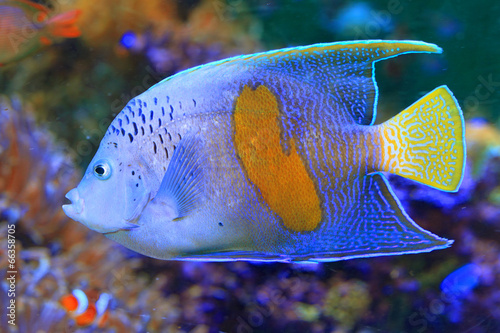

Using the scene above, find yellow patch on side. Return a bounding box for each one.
[234,85,321,232]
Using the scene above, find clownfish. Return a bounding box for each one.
[59,289,111,327]
[63,40,466,263]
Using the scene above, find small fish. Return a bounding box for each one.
[63,40,466,263]
[59,289,110,327]
[119,31,142,51]
[0,0,81,66]
[441,263,480,298]
[329,2,393,38]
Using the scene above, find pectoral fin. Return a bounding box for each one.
[152,133,205,220]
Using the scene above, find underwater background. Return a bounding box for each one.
[1,0,500,332]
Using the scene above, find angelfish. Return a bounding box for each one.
[63,40,466,262]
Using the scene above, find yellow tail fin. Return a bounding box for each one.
[378,85,466,192]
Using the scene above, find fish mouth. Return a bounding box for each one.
[62,188,85,222]
[62,188,139,234]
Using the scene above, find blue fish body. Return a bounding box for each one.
[63,40,466,262]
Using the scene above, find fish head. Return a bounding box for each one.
[63,143,150,234]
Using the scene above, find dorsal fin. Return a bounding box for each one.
[149,40,441,127]
[239,40,441,125]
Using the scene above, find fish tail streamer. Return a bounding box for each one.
[378,85,466,192]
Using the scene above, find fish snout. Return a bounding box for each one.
[62,188,85,221]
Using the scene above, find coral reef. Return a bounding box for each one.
[0,96,81,244]
[322,279,371,330]
[59,0,178,48]
[111,0,261,77]
[465,119,500,178]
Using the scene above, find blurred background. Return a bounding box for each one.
[1,0,500,332]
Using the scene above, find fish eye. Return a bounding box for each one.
[93,160,111,180]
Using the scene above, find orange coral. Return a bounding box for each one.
[58,0,260,53]
[59,0,179,47]
[184,0,260,50]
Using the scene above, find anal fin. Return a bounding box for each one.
[180,173,454,263]
[306,173,452,262]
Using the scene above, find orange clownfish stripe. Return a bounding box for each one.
[60,294,79,312]
[75,303,97,326]
[97,310,109,328]
[233,85,322,232]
